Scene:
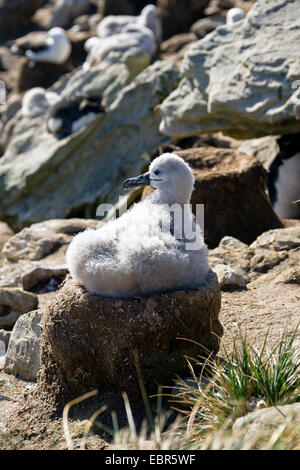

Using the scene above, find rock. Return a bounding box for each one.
[232,403,300,445]
[38,271,223,409]
[239,136,280,171]
[159,0,300,139]
[250,226,300,252]
[159,33,197,65]
[274,267,300,285]
[17,57,73,93]
[0,339,5,370]
[208,236,252,281]
[0,287,38,329]
[143,147,282,248]
[2,227,70,262]
[0,0,43,40]
[0,222,14,251]
[0,329,11,349]
[48,0,90,29]
[191,15,224,39]
[208,226,300,287]
[160,33,197,56]
[100,0,135,16]
[0,57,179,230]
[4,310,41,381]
[218,236,248,251]
[0,96,22,153]
[250,249,288,274]
[0,219,99,291]
[214,264,246,289]
[157,0,210,39]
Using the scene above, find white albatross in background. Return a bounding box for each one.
[226,8,245,25]
[21,87,60,118]
[25,27,72,64]
[66,153,209,297]
[83,24,156,70]
[97,4,162,44]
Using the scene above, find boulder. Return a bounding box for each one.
[159,0,300,139]
[0,287,38,329]
[4,310,41,381]
[157,0,210,39]
[0,55,179,230]
[0,0,43,40]
[38,271,222,409]
[214,264,246,289]
[143,147,283,248]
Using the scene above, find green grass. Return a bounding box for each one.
[61,326,300,450]
[168,326,299,433]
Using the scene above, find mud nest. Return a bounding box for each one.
[36,269,222,415]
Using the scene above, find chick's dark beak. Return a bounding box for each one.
[123,171,151,189]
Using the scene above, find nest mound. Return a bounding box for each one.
[37,270,222,413]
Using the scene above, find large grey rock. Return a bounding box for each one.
[159,0,300,139]
[5,310,41,381]
[0,53,179,230]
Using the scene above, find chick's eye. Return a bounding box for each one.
[153,169,160,176]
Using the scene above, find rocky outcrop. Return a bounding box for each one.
[5,310,41,381]
[0,53,179,230]
[38,270,222,409]
[159,0,300,139]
